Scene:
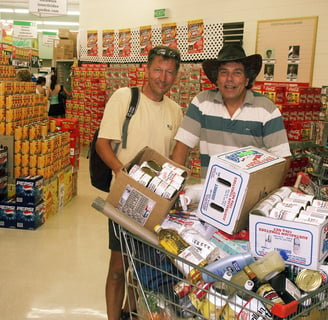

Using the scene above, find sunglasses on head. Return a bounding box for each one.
[150,47,180,61]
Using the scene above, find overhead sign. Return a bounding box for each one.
[29,0,67,16]
[13,21,37,39]
[42,32,58,47]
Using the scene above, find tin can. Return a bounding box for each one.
[148,176,162,192]
[295,269,322,292]
[14,139,22,153]
[289,192,314,205]
[283,197,309,209]
[154,180,170,197]
[14,166,21,178]
[14,153,22,166]
[14,126,22,140]
[29,140,39,155]
[162,162,187,177]
[275,201,303,213]
[49,120,57,133]
[173,280,191,298]
[21,166,29,176]
[272,186,293,200]
[251,200,274,216]
[269,208,297,221]
[162,184,178,199]
[21,140,29,154]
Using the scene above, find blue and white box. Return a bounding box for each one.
[197,146,286,234]
[16,201,45,230]
[16,175,43,205]
[250,213,328,270]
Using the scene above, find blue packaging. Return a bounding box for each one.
[201,252,255,283]
[16,175,43,205]
[16,201,45,230]
[0,198,16,228]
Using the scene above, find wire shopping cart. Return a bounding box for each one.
[92,197,328,320]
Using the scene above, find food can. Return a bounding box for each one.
[162,184,178,199]
[272,186,293,200]
[21,139,29,154]
[173,280,191,298]
[283,197,309,209]
[162,162,187,177]
[289,192,314,205]
[147,176,162,192]
[49,120,57,133]
[269,208,297,221]
[295,269,322,292]
[154,180,169,197]
[251,200,274,216]
[14,153,22,166]
[21,166,29,176]
[14,139,22,153]
[14,126,22,140]
[275,201,303,213]
[14,166,21,178]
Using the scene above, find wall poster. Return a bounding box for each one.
[256,17,318,85]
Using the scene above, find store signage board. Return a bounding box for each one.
[42,32,58,47]
[13,21,37,39]
[29,0,67,17]
[154,8,169,19]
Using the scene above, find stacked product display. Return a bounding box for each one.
[0,52,76,229]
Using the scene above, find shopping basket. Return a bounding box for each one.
[92,197,328,320]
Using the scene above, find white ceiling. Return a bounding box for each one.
[0,0,80,32]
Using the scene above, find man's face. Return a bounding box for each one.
[216,62,249,103]
[146,55,178,99]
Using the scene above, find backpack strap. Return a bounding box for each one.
[121,86,140,149]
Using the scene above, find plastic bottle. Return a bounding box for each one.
[231,250,287,289]
[200,271,232,319]
[201,252,255,283]
[154,224,208,282]
[179,226,220,262]
[154,224,189,255]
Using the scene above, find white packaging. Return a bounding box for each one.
[197,146,286,234]
[250,213,328,270]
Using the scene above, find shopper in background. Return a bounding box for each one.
[47,74,70,118]
[171,43,291,184]
[96,45,183,320]
[36,76,47,96]
[16,68,32,82]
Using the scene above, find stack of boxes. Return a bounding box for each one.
[53,28,77,61]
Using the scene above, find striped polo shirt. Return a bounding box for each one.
[175,88,291,179]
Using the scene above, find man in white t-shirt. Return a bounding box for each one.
[96,45,183,320]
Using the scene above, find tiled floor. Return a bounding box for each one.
[0,156,110,319]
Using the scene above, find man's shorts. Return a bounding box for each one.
[108,219,126,252]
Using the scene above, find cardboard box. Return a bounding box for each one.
[58,28,71,39]
[107,146,189,231]
[16,175,43,205]
[16,201,45,230]
[197,146,286,234]
[0,198,16,228]
[250,214,328,270]
[53,39,74,60]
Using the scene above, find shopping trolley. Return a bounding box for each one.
[92,197,328,320]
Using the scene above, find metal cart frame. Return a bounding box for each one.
[119,226,328,320]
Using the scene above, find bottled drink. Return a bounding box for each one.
[202,252,254,283]
[269,272,301,303]
[231,250,287,289]
[154,224,208,282]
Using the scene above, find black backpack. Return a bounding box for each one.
[89,87,140,192]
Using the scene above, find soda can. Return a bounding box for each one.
[173,280,192,298]
[289,192,314,205]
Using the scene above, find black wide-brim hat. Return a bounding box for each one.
[202,44,262,84]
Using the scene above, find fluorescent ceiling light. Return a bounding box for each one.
[67,11,80,16]
[0,8,14,13]
[38,21,79,26]
[14,9,29,14]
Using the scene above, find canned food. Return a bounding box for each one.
[148,176,162,192]
[162,184,178,199]
[295,269,322,292]
[256,283,285,310]
[154,180,170,197]
[14,166,21,178]
[269,208,297,221]
[272,186,293,200]
[162,162,187,177]
[173,280,192,298]
[14,139,22,153]
[250,200,274,216]
[289,192,314,205]
[14,153,22,166]
[275,201,303,213]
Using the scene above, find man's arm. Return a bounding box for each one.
[95,138,123,175]
[171,141,190,166]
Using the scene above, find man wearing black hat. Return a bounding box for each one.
[172,44,291,182]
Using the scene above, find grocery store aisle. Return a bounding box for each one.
[0,156,110,320]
